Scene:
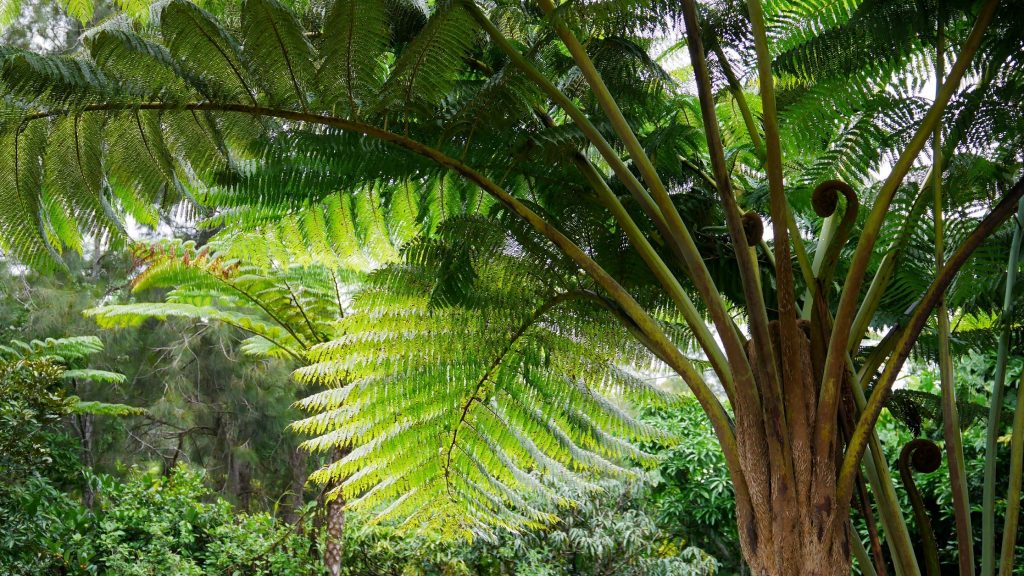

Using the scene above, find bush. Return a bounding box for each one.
[1,465,322,575]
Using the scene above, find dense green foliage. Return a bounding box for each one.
[0,358,71,482]
[0,0,1023,572]
[2,465,322,575]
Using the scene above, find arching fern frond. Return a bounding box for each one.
[291,215,677,538]
[0,335,104,363]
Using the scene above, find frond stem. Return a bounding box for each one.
[835,174,1024,528]
[820,0,999,455]
[521,0,759,397]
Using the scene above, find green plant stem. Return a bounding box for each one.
[811,280,920,576]
[740,11,808,544]
[998,372,1024,576]
[464,1,759,399]
[710,40,816,296]
[712,42,764,154]
[849,47,1008,355]
[931,18,974,572]
[861,422,918,576]
[848,174,933,353]
[680,0,781,417]
[681,2,797,559]
[802,210,843,322]
[983,197,1024,574]
[525,94,734,392]
[530,0,767,404]
[743,0,804,389]
[819,0,999,457]
[850,519,880,576]
[836,174,1024,522]
[575,156,736,401]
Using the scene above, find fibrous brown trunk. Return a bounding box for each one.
[324,492,345,576]
[736,320,851,576]
[284,446,307,525]
[322,446,347,576]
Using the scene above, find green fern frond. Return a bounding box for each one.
[291,220,677,536]
[0,121,60,269]
[316,0,389,116]
[241,0,316,107]
[0,335,104,362]
[373,0,478,116]
[68,398,149,416]
[61,368,128,384]
[86,301,308,358]
[160,0,258,103]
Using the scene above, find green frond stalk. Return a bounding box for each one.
[837,174,1024,522]
[899,440,942,576]
[850,519,880,576]
[822,0,1000,427]
[982,198,1024,575]
[524,0,761,407]
[460,1,748,369]
[983,195,1024,569]
[931,17,975,573]
[574,156,735,400]
[998,372,1024,576]
[681,0,777,401]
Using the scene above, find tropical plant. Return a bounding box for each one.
[336,477,718,576]
[0,464,323,576]
[84,230,356,573]
[86,202,679,556]
[0,335,144,417]
[2,0,1024,573]
[644,399,741,572]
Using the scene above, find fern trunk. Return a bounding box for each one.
[324,493,345,576]
[725,320,852,576]
[323,446,347,576]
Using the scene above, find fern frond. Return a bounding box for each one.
[291,219,677,536]
[0,336,104,362]
[241,0,316,108]
[373,0,478,116]
[68,398,149,416]
[61,368,128,384]
[160,0,258,103]
[316,0,388,116]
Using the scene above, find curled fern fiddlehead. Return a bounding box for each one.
[812,180,860,290]
[741,211,764,246]
[898,438,942,576]
[902,438,942,473]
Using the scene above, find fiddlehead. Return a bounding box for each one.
[812,179,860,292]
[742,211,764,247]
[898,439,942,576]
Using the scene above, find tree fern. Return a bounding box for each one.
[0,335,144,416]
[4,0,1024,567]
